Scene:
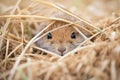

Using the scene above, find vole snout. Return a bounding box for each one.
[57,47,66,56]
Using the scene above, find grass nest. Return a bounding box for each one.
[0,0,120,80]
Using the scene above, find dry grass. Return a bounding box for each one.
[0,0,120,80]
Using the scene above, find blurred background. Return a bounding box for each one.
[0,0,120,22]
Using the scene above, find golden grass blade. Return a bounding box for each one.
[8,21,57,80]
[34,20,93,43]
[0,43,23,66]
[73,26,88,39]
[5,39,9,60]
[111,61,117,80]
[0,0,119,80]
[0,0,22,49]
[27,58,33,80]
[32,46,61,57]
[59,17,120,60]
[0,15,94,35]
[32,0,101,31]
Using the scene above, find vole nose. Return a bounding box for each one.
[58,47,66,56]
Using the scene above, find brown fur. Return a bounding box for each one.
[36,12,89,56]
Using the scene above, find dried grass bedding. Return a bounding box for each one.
[0,0,120,80]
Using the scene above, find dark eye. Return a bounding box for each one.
[47,33,52,39]
[71,32,76,39]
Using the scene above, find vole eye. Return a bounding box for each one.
[47,33,52,39]
[71,32,76,39]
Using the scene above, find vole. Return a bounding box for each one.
[36,12,90,56]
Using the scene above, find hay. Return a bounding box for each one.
[0,0,120,80]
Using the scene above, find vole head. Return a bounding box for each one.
[36,22,85,56]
